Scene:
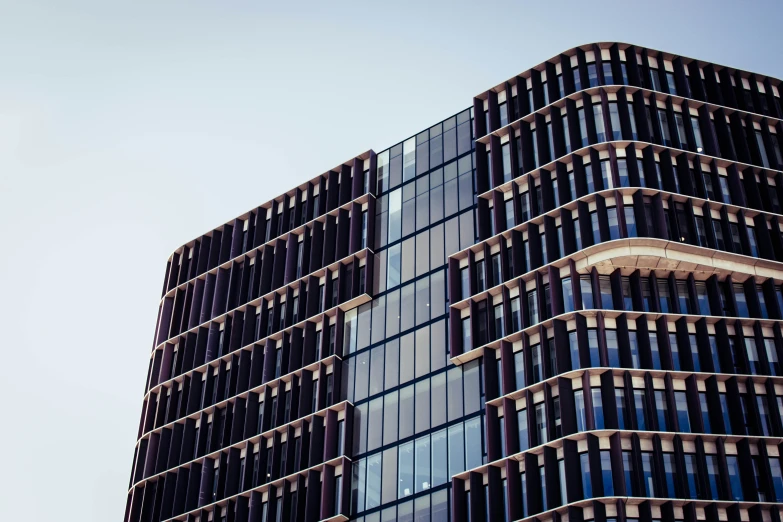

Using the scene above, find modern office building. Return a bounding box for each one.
[126,42,783,522]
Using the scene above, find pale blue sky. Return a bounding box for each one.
[1,1,781,520]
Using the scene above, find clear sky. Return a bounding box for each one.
[1,0,781,519]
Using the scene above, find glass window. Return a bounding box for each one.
[608,207,620,240]
[447,367,463,421]
[562,277,574,312]
[770,457,783,501]
[587,328,600,367]
[727,456,744,500]
[569,330,580,370]
[601,450,614,496]
[765,338,780,375]
[581,452,592,498]
[512,350,526,391]
[629,331,640,369]
[616,387,627,429]
[501,142,512,183]
[587,62,598,87]
[602,62,613,85]
[577,107,588,148]
[575,390,586,432]
[465,417,483,470]
[655,390,670,431]
[675,391,690,432]
[663,453,677,498]
[431,429,448,487]
[705,454,721,499]
[535,402,547,444]
[609,102,622,140]
[398,442,414,498]
[590,211,600,245]
[637,452,653,497]
[592,388,604,429]
[518,408,529,451]
[658,109,672,146]
[594,103,606,142]
[510,297,522,333]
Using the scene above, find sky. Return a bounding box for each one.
[1,0,782,520]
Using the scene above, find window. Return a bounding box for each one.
[501,142,512,183]
[504,199,515,230]
[518,408,529,451]
[756,131,770,168]
[674,391,690,432]
[569,331,580,370]
[746,337,761,374]
[535,402,547,444]
[658,109,672,146]
[748,226,759,258]
[609,102,621,140]
[594,103,606,142]
[573,65,582,91]
[649,67,662,91]
[674,112,688,149]
[765,338,781,375]
[530,128,539,168]
[691,116,704,152]
[527,290,539,325]
[491,254,502,288]
[562,113,571,153]
[601,450,614,496]
[706,454,721,498]
[719,176,732,205]
[757,395,773,436]
[499,102,508,127]
[587,328,600,367]
[666,71,677,95]
[546,122,554,163]
[607,207,620,240]
[460,267,470,301]
[580,275,594,309]
[476,260,486,292]
[587,62,598,87]
[663,453,677,497]
[727,456,744,500]
[655,390,669,431]
[577,107,588,148]
[629,106,638,140]
[531,343,543,383]
[628,331,640,369]
[602,62,613,85]
[676,280,691,314]
[590,211,600,244]
[461,317,471,352]
[575,389,586,432]
[581,452,592,498]
[510,297,522,333]
[641,278,653,312]
[658,281,672,313]
[641,452,654,496]
[592,388,604,429]
[757,285,768,319]
[616,387,627,429]
[623,451,634,496]
[770,457,783,501]
[493,303,504,340]
[734,283,749,317]
[562,277,574,312]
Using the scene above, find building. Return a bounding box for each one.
[125,42,783,522]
